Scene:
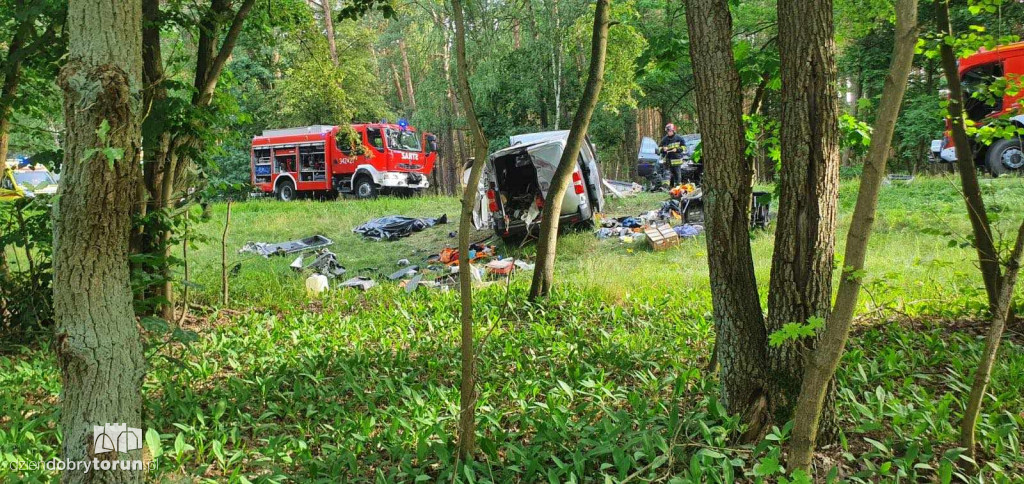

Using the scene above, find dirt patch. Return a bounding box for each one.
[852,315,1024,347]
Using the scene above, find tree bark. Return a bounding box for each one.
[684,0,770,428]
[55,0,145,481]
[789,0,918,471]
[221,200,231,306]
[960,217,1024,461]
[528,0,610,299]
[451,0,490,459]
[767,0,842,438]
[935,0,1001,313]
[392,64,406,108]
[400,39,416,111]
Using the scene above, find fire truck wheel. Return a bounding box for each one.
[986,137,1024,177]
[354,176,378,199]
[276,180,296,201]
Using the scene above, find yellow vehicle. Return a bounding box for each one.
[1,162,57,200]
[0,164,26,200]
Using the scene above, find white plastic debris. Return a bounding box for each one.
[305,273,329,296]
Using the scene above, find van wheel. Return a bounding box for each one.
[276,179,296,201]
[354,176,378,199]
[986,137,1024,177]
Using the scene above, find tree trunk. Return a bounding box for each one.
[0,72,19,168]
[789,0,918,471]
[136,0,255,318]
[55,0,145,482]
[0,5,46,170]
[684,0,770,429]
[400,39,416,111]
[935,0,1001,313]
[320,0,338,66]
[767,0,842,439]
[221,200,232,306]
[528,0,610,299]
[451,0,490,459]
[392,64,406,109]
[961,217,1024,461]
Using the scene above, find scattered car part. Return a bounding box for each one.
[340,276,377,291]
[405,274,423,293]
[239,235,334,257]
[304,250,346,278]
[388,266,419,280]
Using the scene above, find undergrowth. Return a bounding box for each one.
[3,176,1024,482]
[1,284,1022,482]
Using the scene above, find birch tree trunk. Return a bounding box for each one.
[683,0,770,425]
[55,0,145,482]
[767,0,842,439]
[789,0,919,470]
[528,0,610,299]
[451,0,490,458]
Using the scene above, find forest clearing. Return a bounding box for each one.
[4,177,1024,481]
[5,0,1024,481]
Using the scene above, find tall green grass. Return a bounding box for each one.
[1,175,1023,482]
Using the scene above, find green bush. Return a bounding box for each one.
[0,198,52,342]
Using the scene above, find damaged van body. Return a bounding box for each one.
[481,131,605,239]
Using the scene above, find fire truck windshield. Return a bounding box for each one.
[386,128,422,152]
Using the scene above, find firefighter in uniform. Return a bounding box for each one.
[659,123,687,187]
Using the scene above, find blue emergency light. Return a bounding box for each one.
[398,118,409,131]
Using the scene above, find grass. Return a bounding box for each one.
[2,175,1024,482]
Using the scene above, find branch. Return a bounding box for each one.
[196,0,257,106]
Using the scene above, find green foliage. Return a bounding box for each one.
[2,283,1023,481]
[769,316,825,347]
[3,178,1024,481]
[744,113,780,167]
[82,119,125,169]
[0,197,52,341]
[840,113,872,157]
[277,20,390,126]
[568,0,647,113]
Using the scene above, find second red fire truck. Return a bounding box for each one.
[251,122,438,200]
[934,42,1024,175]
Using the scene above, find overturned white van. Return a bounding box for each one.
[472,131,605,240]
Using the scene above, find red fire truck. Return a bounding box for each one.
[251,123,438,200]
[935,42,1024,175]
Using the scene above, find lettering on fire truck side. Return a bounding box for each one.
[400,152,419,161]
[339,157,354,164]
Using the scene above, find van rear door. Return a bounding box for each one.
[526,141,580,216]
[580,140,604,213]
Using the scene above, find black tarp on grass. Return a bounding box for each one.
[353,214,448,241]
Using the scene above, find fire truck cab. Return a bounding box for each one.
[251,123,437,200]
[937,42,1024,176]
